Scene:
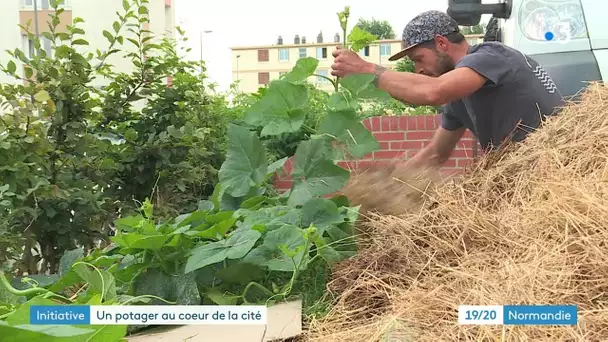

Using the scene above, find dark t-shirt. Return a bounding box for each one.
[440,42,565,150]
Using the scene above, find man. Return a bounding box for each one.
[330,10,565,171]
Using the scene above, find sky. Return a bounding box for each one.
[174,0,454,92]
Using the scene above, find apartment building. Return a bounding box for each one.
[0,0,176,86]
[231,33,484,93]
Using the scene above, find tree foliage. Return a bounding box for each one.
[354,18,396,40]
[460,24,486,35]
[0,0,227,275]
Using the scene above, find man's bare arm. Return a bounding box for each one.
[368,65,487,106]
[396,126,466,171]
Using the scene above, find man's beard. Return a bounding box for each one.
[434,52,455,76]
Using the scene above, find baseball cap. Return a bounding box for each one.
[388,10,461,61]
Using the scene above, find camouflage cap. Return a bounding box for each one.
[389,10,460,61]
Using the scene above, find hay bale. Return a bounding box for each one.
[305,82,608,341]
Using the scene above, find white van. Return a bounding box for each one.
[448,0,607,98]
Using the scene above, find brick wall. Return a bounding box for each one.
[273,114,480,192]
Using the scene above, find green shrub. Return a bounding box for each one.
[0,0,228,274]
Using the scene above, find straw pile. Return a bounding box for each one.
[305,82,608,341]
[338,162,446,217]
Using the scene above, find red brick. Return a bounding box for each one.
[275,168,291,179]
[337,161,357,170]
[399,114,416,131]
[389,117,400,131]
[362,152,374,160]
[463,130,474,138]
[381,117,391,131]
[441,159,456,168]
[399,115,407,131]
[274,180,293,190]
[390,141,423,150]
[379,141,389,149]
[358,160,390,170]
[373,132,405,141]
[450,149,472,158]
[442,169,462,176]
[433,115,441,127]
[363,118,372,130]
[458,159,474,168]
[370,117,381,131]
[373,150,405,159]
[459,140,473,149]
[425,115,436,130]
[283,157,294,173]
[416,116,427,130]
[407,150,419,158]
[406,131,435,140]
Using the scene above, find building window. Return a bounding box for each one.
[380,44,391,56]
[359,46,370,57]
[22,0,70,9]
[316,70,329,84]
[258,49,269,62]
[23,35,53,58]
[279,48,289,61]
[316,47,327,59]
[258,72,270,85]
[298,48,307,58]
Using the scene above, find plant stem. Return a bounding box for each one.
[0,271,72,303]
[0,271,46,297]
[241,281,275,303]
[312,74,336,88]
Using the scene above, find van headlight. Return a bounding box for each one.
[519,0,587,42]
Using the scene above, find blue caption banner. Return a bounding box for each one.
[30,305,90,325]
[28,305,269,325]
[503,305,577,325]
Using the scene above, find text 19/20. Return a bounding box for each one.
[465,309,497,320]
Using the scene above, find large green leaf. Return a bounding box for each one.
[339,74,391,101]
[267,157,288,176]
[10,274,60,291]
[78,325,128,342]
[59,248,84,276]
[5,296,55,325]
[184,229,262,273]
[348,26,378,51]
[0,322,95,341]
[288,139,350,206]
[132,269,200,305]
[113,233,170,251]
[317,109,380,158]
[219,124,268,197]
[283,57,319,83]
[327,92,357,111]
[215,262,266,285]
[243,80,309,136]
[244,224,309,272]
[301,198,344,234]
[205,288,240,305]
[72,263,117,301]
[236,206,301,233]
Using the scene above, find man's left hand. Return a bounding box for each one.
[331,47,375,77]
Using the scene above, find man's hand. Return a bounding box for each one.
[330,47,375,77]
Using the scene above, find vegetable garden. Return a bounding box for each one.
[0,2,405,340]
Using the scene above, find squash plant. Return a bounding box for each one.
[0,6,390,341]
